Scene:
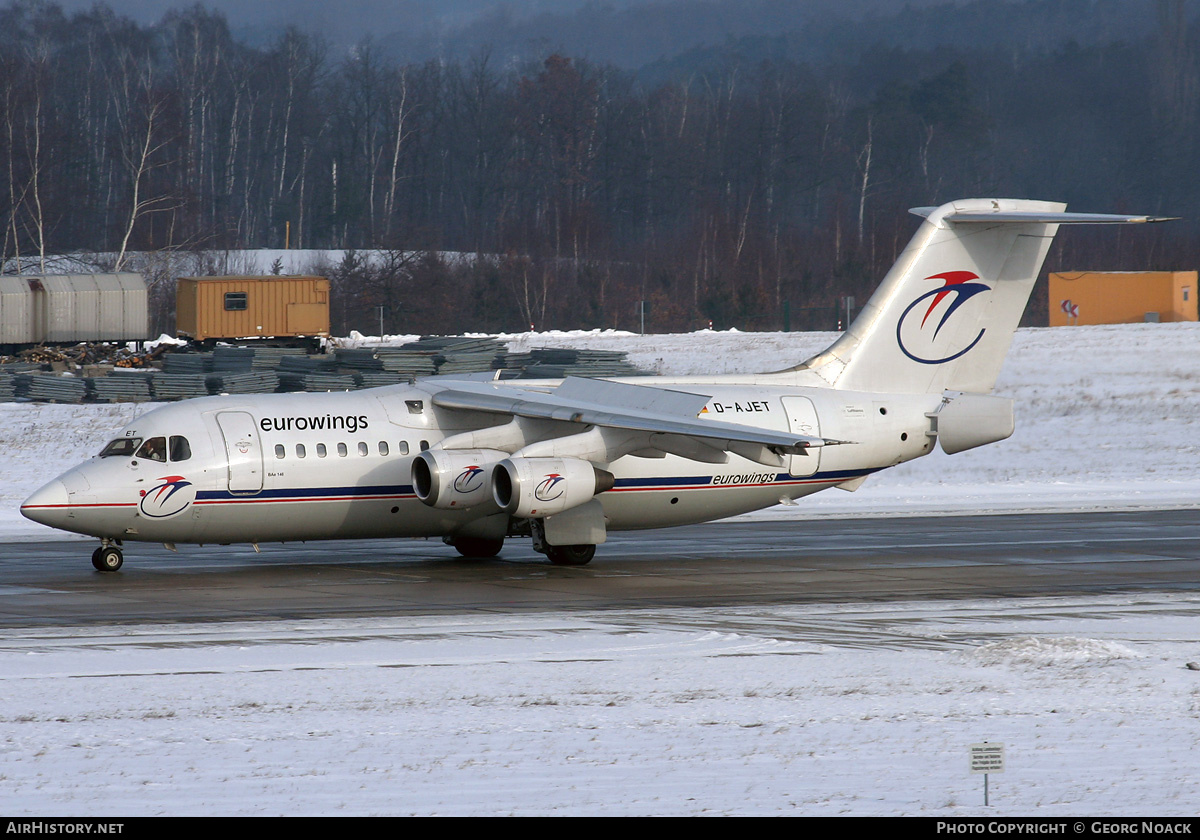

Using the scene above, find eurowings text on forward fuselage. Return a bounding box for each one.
[20,198,1172,569]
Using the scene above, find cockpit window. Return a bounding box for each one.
[100,438,142,458]
[169,436,192,462]
[135,437,168,462]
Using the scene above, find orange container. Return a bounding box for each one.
[1048,271,1198,326]
[176,276,330,341]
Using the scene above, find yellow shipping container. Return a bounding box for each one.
[176,275,330,341]
[1048,271,1198,326]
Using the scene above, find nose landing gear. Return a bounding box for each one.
[91,541,124,572]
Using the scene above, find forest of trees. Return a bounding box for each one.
[2,0,1199,335]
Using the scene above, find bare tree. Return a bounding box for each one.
[109,54,180,270]
[856,116,872,249]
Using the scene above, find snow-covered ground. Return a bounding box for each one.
[4,597,1199,816]
[3,323,1200,815]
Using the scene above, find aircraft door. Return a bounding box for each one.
[216,411,263,494]
[781,396,821,477]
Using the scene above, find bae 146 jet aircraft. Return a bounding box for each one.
[21,199,1170,571]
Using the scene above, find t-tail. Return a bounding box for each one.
[800,198,1172,395]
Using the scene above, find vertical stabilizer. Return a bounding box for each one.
[801,199,1168,394]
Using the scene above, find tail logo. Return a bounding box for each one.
[138,475,195,518]
[896,271,992,364]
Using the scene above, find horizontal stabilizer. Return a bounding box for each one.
[910,206,1176,225]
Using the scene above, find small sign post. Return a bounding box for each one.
[636,300,650,335]
[970,742,1004,806]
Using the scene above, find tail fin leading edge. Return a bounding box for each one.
[802,199,1172,394]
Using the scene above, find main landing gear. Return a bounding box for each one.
[91,541,123,572]
[529,519,597,566]
[544,544,596,566]
[452,537,505,558]
[448,521,598,566]
[451,535,595,565]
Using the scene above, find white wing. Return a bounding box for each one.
[424,376,839,467]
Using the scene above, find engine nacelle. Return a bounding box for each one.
[412,449,507,509]
[492,457,615,519]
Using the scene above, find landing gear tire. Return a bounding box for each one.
[545,544,596,566]
[453,537,504,558]
[91,545,123,572]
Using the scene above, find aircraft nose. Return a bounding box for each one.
[20,479,70,527]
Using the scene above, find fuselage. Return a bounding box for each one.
[20,378,941,546]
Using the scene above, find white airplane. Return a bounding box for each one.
[20,199,1170,571]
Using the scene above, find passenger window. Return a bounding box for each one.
[135,437,168,462]
[100,438,141,458]
[378,441,389,456]
[274,444,285,459]
[358,442,368,457]
[316,443,327,458]
[169,436,191,462]
[419,440,429,451]
[337,443,348,457]
[398,441,409,455]
[296,444,306,458]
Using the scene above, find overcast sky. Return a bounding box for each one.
[35,1,937,57]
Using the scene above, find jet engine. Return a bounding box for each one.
[492,457,615,519]
[412,449,507,509]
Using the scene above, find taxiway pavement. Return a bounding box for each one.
[1,509,1196,628]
